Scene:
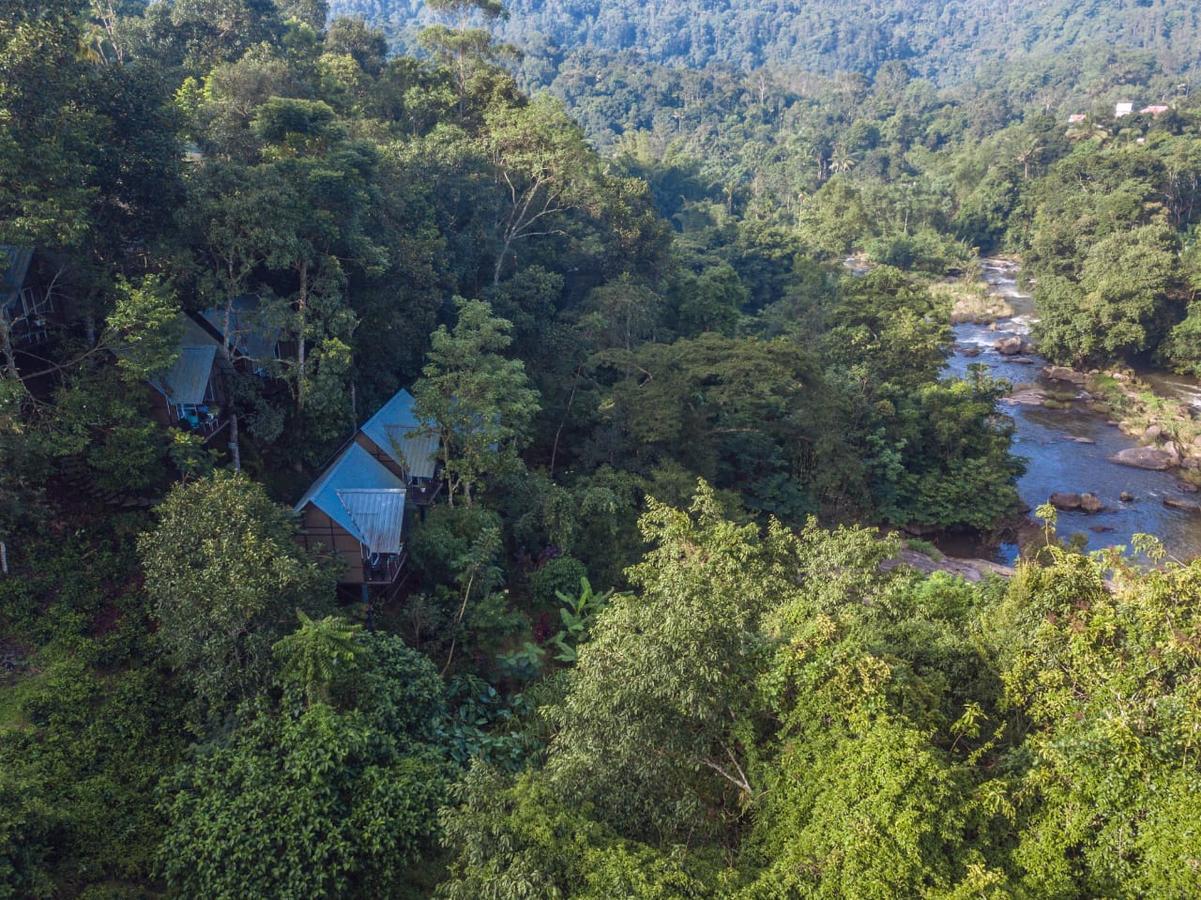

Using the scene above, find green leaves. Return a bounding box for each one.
[413,297,540,506]
[550,576,612,663]
[1035,223,1178,366]
[274,611,365,706]
[139,471,334,720]
[105,276,184,383]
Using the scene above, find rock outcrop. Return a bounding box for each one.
[1164,497,1201,513]
[1110,447,1178,470]
[995,336,1024,355]
[885,549,1015,583]
[1049,492,1081,510]
[1043,365,1086,384]
[1050,492,1103,512]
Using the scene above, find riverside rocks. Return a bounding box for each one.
[886,548,1015,583]
[1110,446,1178,470]
[995,336,1024,355]
[1049,492,1081,510]
[1049,492,1103,512]
[1164,497,1201,513]
[1004,386,1047,406]
[1043,365,1087,384]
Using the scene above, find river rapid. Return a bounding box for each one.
[945,259,1201,564]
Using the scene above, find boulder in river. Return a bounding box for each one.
[961,346,982,358]
[1120,491,1135,502]
[1049,492,1082,510]
[1090,525,1116,533]
[1044,365,1087,384]
[1005,386,1047,406]
[1164,497,1201,513]
[1072,436,1096,444]
[1011,356,1035,364]
[1080,493,1104,513]
[995,336,1024,355]
[1110,447,1178,470]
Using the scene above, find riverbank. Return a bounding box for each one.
[886,544,1015,583]
[943,258,1201,562]
[1080,369,1201,487]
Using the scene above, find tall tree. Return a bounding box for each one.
[413,297,539,506]
[484,96,602,284]
[139,471,333,718]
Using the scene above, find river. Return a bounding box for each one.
[944,259,1201,564]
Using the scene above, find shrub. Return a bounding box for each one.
[529,556,587,611]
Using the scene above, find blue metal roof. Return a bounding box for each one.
[295,442,408,555]
[145,316,223,405]
[0,246,33,313]
[150,345,218,405]
[199,296,281,363]
[360,388,440,480]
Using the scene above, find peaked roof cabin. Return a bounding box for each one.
[197,295,282,373]
[295,442,409,586]
[146,316,228,436]
[355,388,442,504]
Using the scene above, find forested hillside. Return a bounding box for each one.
[4,1,1201,897]
[331,0,1201,82]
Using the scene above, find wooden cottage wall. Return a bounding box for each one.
[298,504,366,584]
[354,432,408,481]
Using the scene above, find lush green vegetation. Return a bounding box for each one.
[333,0,1201,85]
[2,1,1201,897]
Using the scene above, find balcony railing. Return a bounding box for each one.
[363,550,406,585]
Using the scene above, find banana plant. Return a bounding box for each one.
[551,576,613,663]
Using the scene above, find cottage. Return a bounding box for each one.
[147,316,229,436]
[355,387,442,505]
[1114,102,1134,118]
[1,246,54,348]
[1068,113,1087,124]
[197,295,283,376]
[1140,104,1170,117]
[294,442,409,588]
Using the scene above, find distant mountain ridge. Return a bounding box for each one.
[327,0,1201,81]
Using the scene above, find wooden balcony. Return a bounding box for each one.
[363,549,406,585]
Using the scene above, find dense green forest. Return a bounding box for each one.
[3,0,1201,897]
[330,0,1201,84]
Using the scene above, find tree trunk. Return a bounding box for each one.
[549,365,582,477]
[0,316,19,381]
[442,438,455,508]
[493,238,511,286]
[228,413,241,472]
[296,261,308,409]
